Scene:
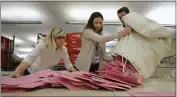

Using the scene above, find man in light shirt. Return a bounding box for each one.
[116,7,131,40]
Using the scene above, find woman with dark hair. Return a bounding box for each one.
[74,12,131,72]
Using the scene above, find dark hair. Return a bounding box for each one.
[85,12,104,34]
[117,7,130,14]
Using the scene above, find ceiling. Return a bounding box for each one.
[1,1,176,58]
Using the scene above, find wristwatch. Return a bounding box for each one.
[73,65,79,71]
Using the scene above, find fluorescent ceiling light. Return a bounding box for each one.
[16,53,28,58]
[28,35,37,43]
[69,8,118,22]
[16,48,33,53]
[145,6,175,24]
[100,8,118,22]
[15,38,24,44]
[106,48,110,52]
[69,8,92,21]
[70,6,175,25]
[1,7,41,21]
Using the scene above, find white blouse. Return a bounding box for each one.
[23,40,72,73]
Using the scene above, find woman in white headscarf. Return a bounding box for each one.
[10,27,75,78]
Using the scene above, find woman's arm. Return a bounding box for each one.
[84,28,132,42]
[83,29,118,43]
[118,27,132,40]
[62,47,76,71]
[9,40,44,77]
[10,61,30,78]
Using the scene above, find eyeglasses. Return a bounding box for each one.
[56,36,66,39]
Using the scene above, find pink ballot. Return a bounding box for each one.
[129,91,176,96]
[1,67,146,93]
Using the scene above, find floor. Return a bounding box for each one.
[1,71,176,96]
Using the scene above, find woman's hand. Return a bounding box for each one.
[67,65,77,72]
[9,71,21,78]
[9,61,30,78]
[118,27,132,40]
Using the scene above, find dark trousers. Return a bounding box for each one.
[89,63,99,72]
[23,69,30,76]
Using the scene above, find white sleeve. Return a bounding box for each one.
[23,40,44,65]
[62,47,73,70]
[83,29,118,43]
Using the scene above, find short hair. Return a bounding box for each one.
[117,7,130,14]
